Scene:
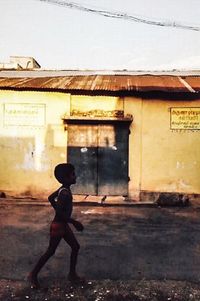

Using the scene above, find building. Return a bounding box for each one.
[0,70,199,202]
[0,56,41,70]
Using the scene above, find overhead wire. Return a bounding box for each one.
[35,0,200,31]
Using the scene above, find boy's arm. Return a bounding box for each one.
[48,190,58,209]
[56,212,84,231]
[56,190,84,231]
[69,218,84,231]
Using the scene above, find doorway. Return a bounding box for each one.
[67,122,129,196]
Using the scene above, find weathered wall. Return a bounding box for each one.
[142,99,200,194]
[0,90,70,197]
[125,96,200,200]
[1,90,199,200]
[124,96,142,200]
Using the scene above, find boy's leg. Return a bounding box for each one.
[28,236,61,287]
[63,225,80,280]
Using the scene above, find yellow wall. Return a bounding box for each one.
[0,90,70,197]
[0,90,200,199]
[125,97,200,199]
[124,97,143,200]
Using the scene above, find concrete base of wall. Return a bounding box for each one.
[2,189,200,207]
[140,190,200,206]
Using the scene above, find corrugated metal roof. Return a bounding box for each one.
[1,70,200,77]
[0,74,200,94]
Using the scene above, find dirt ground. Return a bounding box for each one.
[1,202,200,300]
[1,278,200,301]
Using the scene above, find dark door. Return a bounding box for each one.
[67,122,129,196]
[98,124,129,195]
[67,124,98,195]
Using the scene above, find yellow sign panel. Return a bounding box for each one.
[4,103,46,126]
[170,107,200,130]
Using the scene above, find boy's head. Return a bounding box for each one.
[54,163,76,185]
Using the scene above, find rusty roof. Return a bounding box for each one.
[0,74,200,94]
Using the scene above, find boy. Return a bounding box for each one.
[28,163,84,288]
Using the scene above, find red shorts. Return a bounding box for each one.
[50,222,66,237]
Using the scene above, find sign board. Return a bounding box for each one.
[4,103,46,126]
[70,96,124,117]
[170,107,200,130]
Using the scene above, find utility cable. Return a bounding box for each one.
[35,0,200,31]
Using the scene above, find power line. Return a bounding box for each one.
[35,0,200,31]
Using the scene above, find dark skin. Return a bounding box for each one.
[48,188,83,231]
[28,169,84,288]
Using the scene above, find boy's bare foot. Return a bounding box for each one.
[67,273,85,283]
[27,273,41,289]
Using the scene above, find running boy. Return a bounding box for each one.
[28,163,84,288]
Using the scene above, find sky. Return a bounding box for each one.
[0,0,200,70]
